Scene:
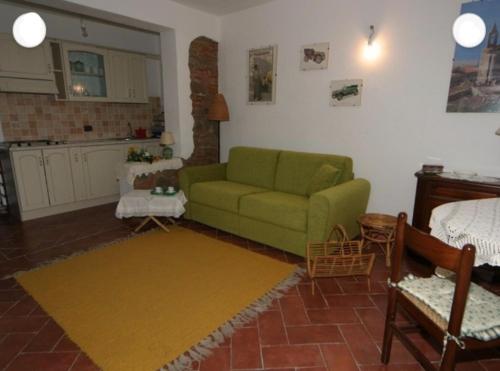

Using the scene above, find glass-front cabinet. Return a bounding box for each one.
[62,43,110,101]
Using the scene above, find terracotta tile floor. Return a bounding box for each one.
[1,203,499,370]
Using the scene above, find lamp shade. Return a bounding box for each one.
[453,13,486,48]
[12,12,46,48]
[208,93,230,121]
[160,131,175,145]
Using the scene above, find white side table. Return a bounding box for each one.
[115,190,187,232]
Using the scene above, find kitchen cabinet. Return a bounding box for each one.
[128,54,148,103]
[11,150,50,211]
[109,51,148,103]
[69,147,88,201]
[62,42,111,101]
[81,145,123,199]
[0,33,57,94]
[109,51,130,102]
[0,34,53,80]
[43,148,75,206]
[8,139,159,220]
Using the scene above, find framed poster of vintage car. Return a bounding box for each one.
[330,79,363,107]
[248,45,277,104]
[300,42,329,70]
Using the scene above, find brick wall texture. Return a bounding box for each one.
[186,36,219,166]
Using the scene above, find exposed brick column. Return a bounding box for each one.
[186,36,219,166]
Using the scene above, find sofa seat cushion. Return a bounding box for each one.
[240,192,309,232]
[190,181,267,213]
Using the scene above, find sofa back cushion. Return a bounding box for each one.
[274,150,354,196]
[227,147,281,189]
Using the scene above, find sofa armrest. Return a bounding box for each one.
[179,163,227,218]
[308,178,370,242]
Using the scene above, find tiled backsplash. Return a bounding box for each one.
[0,93,161,142]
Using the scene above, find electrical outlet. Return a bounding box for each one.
[83,125,93,132]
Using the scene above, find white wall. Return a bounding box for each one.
[219,0,500,218]
[59,0,221,158]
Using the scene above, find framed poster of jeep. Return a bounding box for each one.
[300,42,329,70]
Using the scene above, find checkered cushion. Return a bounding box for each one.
[397,275,500,341]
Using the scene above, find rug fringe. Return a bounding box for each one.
[1,228,159,280]
[161,265,305,371]
[3,227,305,371]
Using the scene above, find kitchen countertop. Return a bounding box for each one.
[5,138,159,152]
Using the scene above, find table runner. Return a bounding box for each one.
[429,198,500,266]
[116,158,183,185]
[115,190,187,218]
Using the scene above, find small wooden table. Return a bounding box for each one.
[358,213,397,267]
[115,190,187,232]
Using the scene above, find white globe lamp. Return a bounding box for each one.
[453,13,486,48]
[12,12,46,48]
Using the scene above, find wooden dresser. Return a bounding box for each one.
[412,171,500,232]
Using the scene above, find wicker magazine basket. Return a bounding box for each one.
[306,225,376,294]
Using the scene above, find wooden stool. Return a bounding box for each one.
[358,213,397,267]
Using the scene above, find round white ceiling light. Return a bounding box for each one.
[12,12,47,48]
[453,13,486,48]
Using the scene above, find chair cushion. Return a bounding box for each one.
[240,191,309,232]
[226,147,280,189]
[190,181,267,213]
[274,150,353,196]
[306,164,341,196]
[398,274,500,341]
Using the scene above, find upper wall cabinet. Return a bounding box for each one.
[62,42,111,101]
[108,51,148,103]
[0,33,57,94]
[59,42,148,103]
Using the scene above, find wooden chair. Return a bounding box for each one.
[381,212,500,371]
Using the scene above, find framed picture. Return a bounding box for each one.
[300,42,329,70]
[330,79,363,107]
[447,1,500,112]
[248,45,277,104]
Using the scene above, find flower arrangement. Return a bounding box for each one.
[126,147,160,163]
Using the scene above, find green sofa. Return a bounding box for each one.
[179,147,370,256]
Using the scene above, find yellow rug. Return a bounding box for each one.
[14,226,301,371]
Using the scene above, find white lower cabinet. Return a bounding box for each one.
[69,147,88,201]
[43,148,75,206]
[11,150,50,211]
[11,140,158,220]
[81,145,123,199]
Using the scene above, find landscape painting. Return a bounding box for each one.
[447,0,500,112]
[248,45,277,104]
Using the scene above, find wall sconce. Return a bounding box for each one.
[80,19,88,38]
[12,12,46,48]
[496,127,500,136]
[363,25,381,61]
[453,13,486,48]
